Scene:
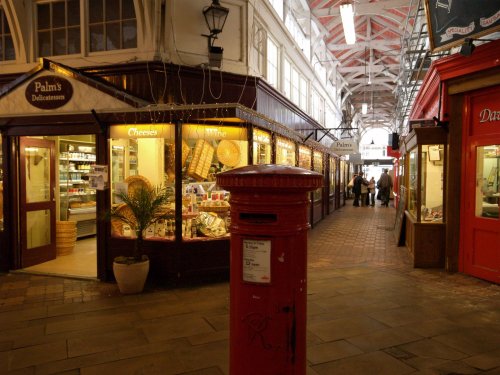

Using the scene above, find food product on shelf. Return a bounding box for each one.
[124,175,152,196]
[216,140,240,167]
[196,211,227,237]
[187,139,214,181]
[166,140,191,181]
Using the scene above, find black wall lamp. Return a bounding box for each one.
[460,37,496,56]
[202,0,229,68]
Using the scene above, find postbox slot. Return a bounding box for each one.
[239,212,277,224]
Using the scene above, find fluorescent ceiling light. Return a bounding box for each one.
[362,103,368,115]
[340,3,356,45]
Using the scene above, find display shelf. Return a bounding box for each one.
[59,139,97,236]
[402,126,447,268]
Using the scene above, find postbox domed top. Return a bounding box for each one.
[216,164,323,192]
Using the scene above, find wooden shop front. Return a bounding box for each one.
[0,59,341,284]
[408,39,500,283]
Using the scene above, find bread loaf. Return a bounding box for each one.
[187,139,214,181]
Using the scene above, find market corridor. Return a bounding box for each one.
[0,203,499,374]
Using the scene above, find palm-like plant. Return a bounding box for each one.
[109,185,174,264]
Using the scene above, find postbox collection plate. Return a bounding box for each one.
[242,239,271,284]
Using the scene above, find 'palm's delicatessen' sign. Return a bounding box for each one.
[25,76,73,110]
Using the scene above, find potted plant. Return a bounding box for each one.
[108,184,174,294]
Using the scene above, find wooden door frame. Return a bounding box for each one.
[19,137,57,267]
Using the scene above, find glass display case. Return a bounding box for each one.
[403,126,447,267]
[59,137,97,237]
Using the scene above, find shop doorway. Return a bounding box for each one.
[20,135,97,279]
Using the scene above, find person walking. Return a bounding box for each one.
[353,171,368,207]
[368,177,376,206]
[377,168,393,207]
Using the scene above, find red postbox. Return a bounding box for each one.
[216,164,323,375]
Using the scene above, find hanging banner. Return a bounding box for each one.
[330,139,358,155]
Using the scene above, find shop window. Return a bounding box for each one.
[421,145,444,222]
[408,148,417,217]
[0,7,14,61]
[252,128,271,164]
[37,0,81,57]
[339,160,346,191]
[110,124,175,240]
[298,146,311,169]
[313,151,323,201]
[89,0,136,52]
[182,124,248,240]
[476,145,499,219]
[110,124,249,241]
[329,157,336,195]
[276,136,295,166]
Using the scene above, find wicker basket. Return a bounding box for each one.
[56,220,77,256]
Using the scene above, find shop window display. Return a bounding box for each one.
[110,124,248,242]
[330,156,336,195]
[298,146,311,169]
[476,145,500,219]
[313,151,323,201]
[182,124,248,240]
[408,144,444,222]
[408,148,418,218]
[110,124,176,240]
[276,136,296,166]
[252,128,271,164]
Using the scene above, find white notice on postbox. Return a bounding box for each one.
[243,239,271,283]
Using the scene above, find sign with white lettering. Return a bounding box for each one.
[330,139,358,155]
[424,0,500,52]
[479,108,500,123]
[243,239,271,284]
[110,124,175,139]
[25,76,73,109]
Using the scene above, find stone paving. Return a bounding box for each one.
[1,203,499,374]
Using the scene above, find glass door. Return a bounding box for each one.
[19,138,56,267]
[463,141,500,283]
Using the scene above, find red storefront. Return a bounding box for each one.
[408,39,500,284]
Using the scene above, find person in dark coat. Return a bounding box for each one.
[377,168,393,207]
[352,171,368,207]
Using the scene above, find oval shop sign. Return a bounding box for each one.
[25,75,73,110]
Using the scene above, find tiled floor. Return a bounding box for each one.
[23,237,97,278]
[1,202,499,374]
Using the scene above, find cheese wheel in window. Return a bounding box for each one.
[216,140,240,167]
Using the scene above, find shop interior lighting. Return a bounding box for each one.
[340,3,356,45]
[362,103,368,115]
